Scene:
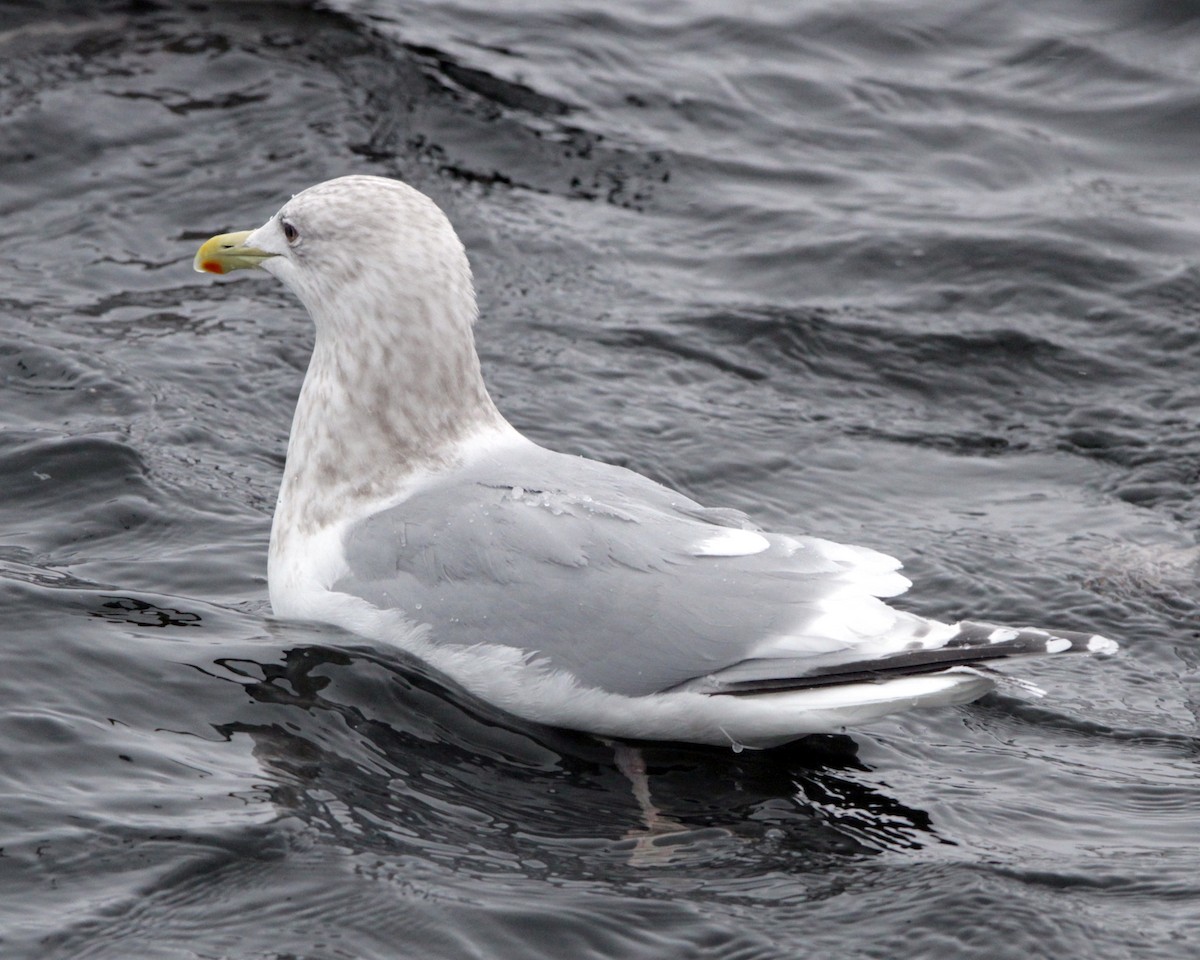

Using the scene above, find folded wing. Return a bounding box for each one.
[336,443,1111,702]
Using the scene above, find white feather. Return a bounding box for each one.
[692,528,771,557]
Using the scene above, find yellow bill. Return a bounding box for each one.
[193,230,276,275]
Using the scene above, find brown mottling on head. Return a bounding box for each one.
[260,175,507,539]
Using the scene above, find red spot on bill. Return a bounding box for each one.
[200,261,225,274]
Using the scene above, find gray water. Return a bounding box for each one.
[2,1,1199,957]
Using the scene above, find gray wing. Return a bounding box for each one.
[336,443,914,697]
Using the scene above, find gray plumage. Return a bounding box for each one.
[337,438,1108,702]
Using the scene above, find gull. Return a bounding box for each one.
[194,175,1117,749]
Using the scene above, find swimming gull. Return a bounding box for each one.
[194,175,1117,748]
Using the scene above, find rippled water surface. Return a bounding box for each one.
[3,0,1200,957]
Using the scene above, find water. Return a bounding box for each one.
[2,0,1199,956]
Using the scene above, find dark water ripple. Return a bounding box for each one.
[2,0,1200,957]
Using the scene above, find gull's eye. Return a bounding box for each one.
[282,220,299,244]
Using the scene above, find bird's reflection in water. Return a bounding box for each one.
[198,644,949,873]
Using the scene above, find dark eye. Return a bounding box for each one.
[282,220,299,244]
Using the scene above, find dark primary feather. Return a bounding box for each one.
[672,623,1106,694]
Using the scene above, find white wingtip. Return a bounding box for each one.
[1086,634,1119,656]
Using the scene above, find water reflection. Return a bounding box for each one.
[199,644,949,876]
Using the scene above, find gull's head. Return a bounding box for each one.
[194,175,476,335]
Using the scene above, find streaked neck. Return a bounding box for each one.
[272,304,506,542]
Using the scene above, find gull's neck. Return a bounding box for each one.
[270,285,508,548]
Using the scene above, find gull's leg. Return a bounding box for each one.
[608,740,690,864]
